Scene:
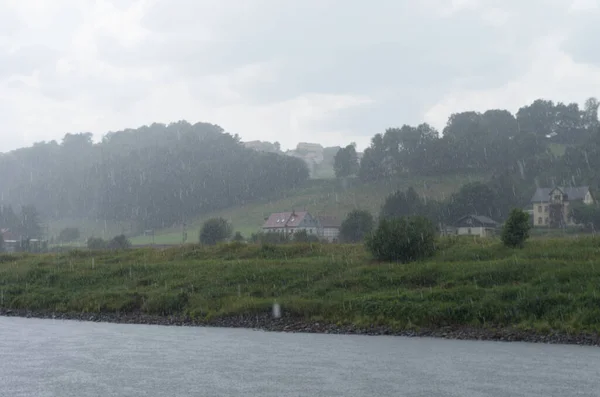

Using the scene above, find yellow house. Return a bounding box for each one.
[530,186,594,228]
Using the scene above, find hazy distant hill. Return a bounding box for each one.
[0,121,309,234]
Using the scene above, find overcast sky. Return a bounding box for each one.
[1,0,599,153]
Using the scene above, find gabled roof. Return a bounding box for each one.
[530,186,590,203]
[285,211,309,228]
[317,215,341,228]
[262,211,309,228]
[455,214,498,227]
[0,228,16,241]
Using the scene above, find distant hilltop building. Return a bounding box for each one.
[243,140,281,153]
[295,142,324,153]
[242,140,362,179]
[286,143,325,174]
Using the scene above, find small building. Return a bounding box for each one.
[530,186,594,228]
[1,229,48,252]
[316,215,341,242]
[454,215,498,237]
[262,211,320,237]
[1,229,17,252]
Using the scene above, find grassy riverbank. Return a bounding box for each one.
[1,237,600,339]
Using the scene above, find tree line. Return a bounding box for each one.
[334,97,600,189]
[0,121,310,232]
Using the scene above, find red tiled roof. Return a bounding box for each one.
[263,211,308,229]
[285,211,308,227]
[1,229,16,241]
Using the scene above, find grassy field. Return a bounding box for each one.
[2,236,600,334]
[128,173,486,245]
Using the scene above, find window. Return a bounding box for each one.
[544,217,549,224]
[544,206,548,213]
[538,217,542,224]
[537,205,542,212]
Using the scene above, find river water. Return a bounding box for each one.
[1,317,599,396]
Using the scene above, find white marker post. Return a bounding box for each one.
[272,302,281,319]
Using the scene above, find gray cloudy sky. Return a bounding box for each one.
[1,0,599,152]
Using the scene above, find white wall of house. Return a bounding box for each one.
[263,226,318,236]
[533,203,550,227]
[320,227,340,242]
[457,226,494,237]
[533,201,580,227]
[289,226,317,236]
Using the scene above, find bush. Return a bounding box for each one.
[108,234,131,250]
[339,210,374,242]
[250,231,289,244]
[199,217,232,245]
[232,231,245,242]
[58,227,80,243]
[502,208,531,248]
[293,229,320,243]
[87,237,107,250]
[366,216,436,263]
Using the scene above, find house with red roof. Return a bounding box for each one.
[262,211,320,238]
[262,211,341,242]
[1,228,20,252]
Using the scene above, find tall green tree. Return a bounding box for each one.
[20,205,42,238]
[443,182,498,222]
[0,205,19,231]
[333,143,359,178]
[380,187,441,222]
[58,227,80,243]
[339,210,374,242]
[199,218,232,245]
[358,134,388,181]
[366,216,436,263]
[502,209,531,248]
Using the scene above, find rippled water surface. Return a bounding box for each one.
[1,317,600,396]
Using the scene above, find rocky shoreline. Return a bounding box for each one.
[2,308,599,346]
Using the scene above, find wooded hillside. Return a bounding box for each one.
[0,121,309,232]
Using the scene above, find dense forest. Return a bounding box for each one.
[355,97,600,184]
[0,121,309,233]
